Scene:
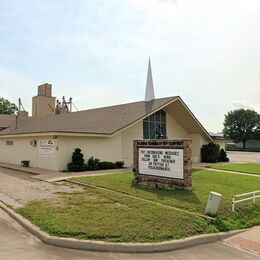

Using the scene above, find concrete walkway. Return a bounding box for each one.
[2,161,259,184]
[0,162,131,182]
[193,162,260,177]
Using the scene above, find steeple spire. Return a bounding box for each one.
[145,58,155,102]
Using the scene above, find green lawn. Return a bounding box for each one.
[16,169,260,243]
[74,170,260,216]
[210,163,260,175]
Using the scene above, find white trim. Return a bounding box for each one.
[176,97,213,141]
[0,132,109,139]
[112,97,212,142]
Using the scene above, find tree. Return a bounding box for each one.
[0,97,18,115]
[223,109,260,149]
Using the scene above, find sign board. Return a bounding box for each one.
[139,148,184,179]
[133,139,192,190]
[38,140,55,157]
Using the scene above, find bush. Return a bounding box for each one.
[98,161,116,169]
[67,148,88,172]
[72,148,84,164]
[67,162,88,172]
[219,149,229,162]
[87,156,100,171]
[115,161,125,168]
[201,143,220,163]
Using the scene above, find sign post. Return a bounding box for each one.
[133,139,192,190]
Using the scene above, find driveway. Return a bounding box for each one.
[227,151,260,163]
[0,167,82,208]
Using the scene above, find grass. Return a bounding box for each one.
[17,187,215,242]
[73,169,260,216]
[210,163,260,175]
[16,169,260,243]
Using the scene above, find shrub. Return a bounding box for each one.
[201,143,220,163]
[72,148,84,165]
[98,161,116,169]
[115,161,125,168]
[67,148,88,172]
[219,149,229,162]
[87,156,100,171]
[67,162,88,172]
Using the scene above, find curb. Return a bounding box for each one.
[0,164,39,175]
[0,201,247,253]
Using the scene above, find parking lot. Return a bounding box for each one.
[227,151,260,163]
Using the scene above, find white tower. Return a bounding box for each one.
[145,58,155,102]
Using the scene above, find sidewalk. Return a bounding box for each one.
[224,226,260,255]
[193,162,244,169]
[0,162,131,182]
[193,162,260,178]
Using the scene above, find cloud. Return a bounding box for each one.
[0,0,259,132]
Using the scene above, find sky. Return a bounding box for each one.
[0,0,259,132]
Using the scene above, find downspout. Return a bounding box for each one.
[15,114,18,129]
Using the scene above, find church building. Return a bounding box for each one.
[0,61,212,171]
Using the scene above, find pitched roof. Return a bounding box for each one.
[208,132,225,140]
[0,97,177,136]
[0,115,15,129]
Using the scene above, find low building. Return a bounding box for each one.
[209,132,227,150]
[0,63,212,171]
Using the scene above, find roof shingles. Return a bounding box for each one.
[0,97,177,136]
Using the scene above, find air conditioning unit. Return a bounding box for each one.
[30,140,37,147]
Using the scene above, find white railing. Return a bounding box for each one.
[232,190,260,212]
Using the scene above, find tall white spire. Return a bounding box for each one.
[145,58,155,102]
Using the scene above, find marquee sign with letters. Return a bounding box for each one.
[133,140,192,190]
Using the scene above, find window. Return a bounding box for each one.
[143,110,166,139]
[6,140,13,145]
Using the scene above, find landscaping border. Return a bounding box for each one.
[0,201,246,253]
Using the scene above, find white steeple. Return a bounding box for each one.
[145,58,155,102]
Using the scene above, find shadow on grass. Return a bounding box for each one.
[192,168,204,173]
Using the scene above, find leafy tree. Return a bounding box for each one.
[0,97,18,115]
[223,109,260,149]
